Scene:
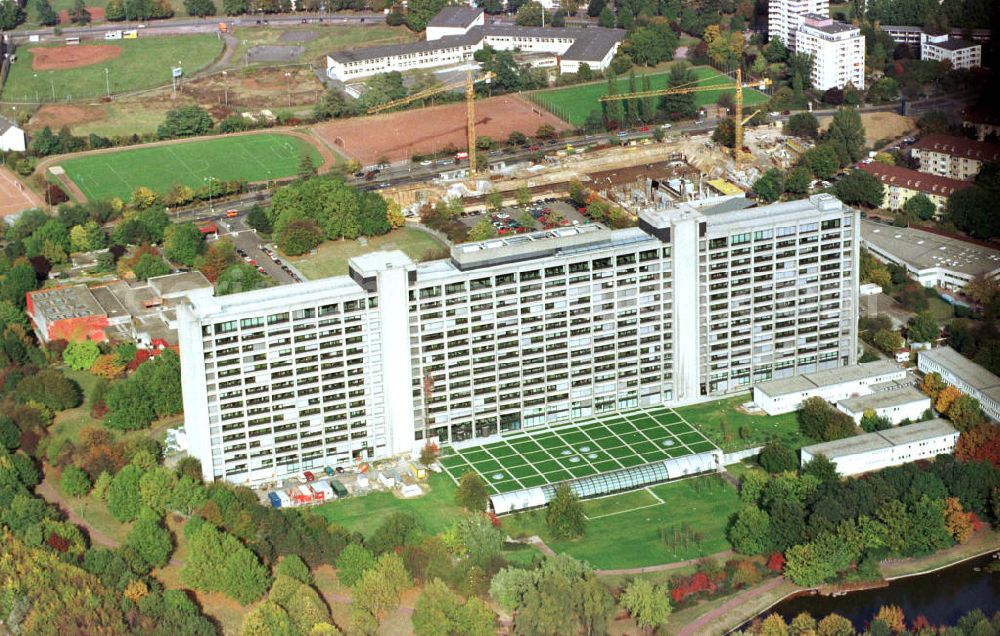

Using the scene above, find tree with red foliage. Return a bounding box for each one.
[955,423,1000,467]
[47,532,71,553]
[127,349,152,371]
[766,552,785,572]
[670,571,717,605]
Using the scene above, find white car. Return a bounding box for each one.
[419,160,432,166]
[769,111,780,117]
[660,123,672,129]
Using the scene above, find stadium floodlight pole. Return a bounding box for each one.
[49,73,55,100]
[32,73,38,103]
[204,176,216,214]
[284,72,292,107]
[104,68,110,98]
[222,71,228,106]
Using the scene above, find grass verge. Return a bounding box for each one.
[288,226,449,279]
[676,393,810,452]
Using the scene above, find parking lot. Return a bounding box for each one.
[460,199,586,235]
[214,213,298,285]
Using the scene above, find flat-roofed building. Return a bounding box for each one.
[178,194,860,485]
[752,360,904,415]
[835,385,931,424]
[800,418,958,476]
[910,134,1000,181]
[769,0,828,49]
[918,346,1000,422]
[857,162,971,215]
[920,33,982,70]
[795,14,865,90]
[860,220,1000,291]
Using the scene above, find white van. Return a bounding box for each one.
[105,30,123,40]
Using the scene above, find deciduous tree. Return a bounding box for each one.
[335,543,375,587]
[620,578,671,632]
[727,505,772,555]
[125,507,173,569]
[63,339,101,371]
[455,472,489,511]
[546,483,586,540]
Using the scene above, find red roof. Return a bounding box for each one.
[910,133,1000,163]
[857,162,972,197]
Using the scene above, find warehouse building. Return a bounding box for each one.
[918,346,1000,422]
[800,418,959,477]
[860,220,1000,291]
[178,194,859,485]
[327,8,625,81]
[752,360,904,415]
[835,385,930,425]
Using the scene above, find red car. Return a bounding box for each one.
[225,210,239,218]
[528,144,540,151]
[303,471,315,482]
[638,126,650,132]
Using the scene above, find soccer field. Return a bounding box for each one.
[60,133,323,201]
[528,66,770,127]
[439,406,718,495]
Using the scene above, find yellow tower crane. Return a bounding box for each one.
[367,70,495,177]
[598,68,771,166]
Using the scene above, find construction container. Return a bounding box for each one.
[311,481,334,501]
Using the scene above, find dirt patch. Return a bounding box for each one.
[28,104,105,131]
[172,67,323,110]
[57,7,106,23]
[279,29,320,42]
[0,167,46,217]
[31,44,121,71]
[248,44,304,63]
[314,95,571,165]
[819,111,915,147]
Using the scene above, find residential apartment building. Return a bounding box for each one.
[962,107,1000,141]
[858,161,970,215]
[879,25,991,46]
[920,33,982,70]
[768,0,828,49]
[795,14,865,90]
[910,134,1000,181]
[178,194,859,485]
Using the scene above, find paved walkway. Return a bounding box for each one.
[676,576,787,636]
[596,550,736,577]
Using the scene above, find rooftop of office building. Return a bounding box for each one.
[754,360,902,397]
[837,385,928,413]
[919,346,1000,395]
[803,418,956,458]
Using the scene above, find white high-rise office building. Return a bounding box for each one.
[768,0,828,49]
[178,194,859,485]
[795,14,865,90]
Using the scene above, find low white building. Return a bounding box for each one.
[800,418,958,477]
[753,360,905,415]
[795,14,865,91]
[327,8,625,81]
[860,220,1000,291]
[0,115,26,153]
[918,346,1000,422]
[835,385,931,425]
[921,33,982,70]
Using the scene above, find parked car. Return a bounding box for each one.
[225,209,239,218]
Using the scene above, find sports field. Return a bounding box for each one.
[59,133,323,201]
[439,406,718,495]
[528,65,770,127]
[1,35,222,102]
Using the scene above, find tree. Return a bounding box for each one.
[907,312,939,343]
[758,440,798,473]
[817,613,855,636]
[753,169,785,203]
[157,106,213,140]
[107,464,144,522]
[598,5,615,27]
[455,472,489,511]
[834,170,884,208]
[826,106,866,167]
[297,153,318,181]
[276,218,323,256]
[860,410,893,433]
[515,1,544,25]
[133,253,171,281]
[216,263,269,296]
[36,0,58,25]
[515,185,532,207]
[139,467,177,514]
[197,238,238,282]
[627,22,679,66]
[1,262,39,309]
[163,222,205,267]
[546,483,586,540]
[413,578,495,636]
[935,385,961,415]
[125,508,173,569]
[467,218,497,242]
[275,554,312,585]
[489,567,536,612]
[903,193,936,221]
[63,339,101,371]
[783,165,812,197]
[620,578,671,633]
[946,186,1000,240]
[354,552,411,624]
[946,395,984,432]
[785,112,820,138]
[801,454,840,482]
[184,0,215,16]
[662,63,697,120]
[69,0,91,24]
[182,520,270,604]
[920,372,947,400]
[712,118,737,148]
[727,505,772,555]
[802,144,839,179]
[335,543,375,587]
[405,0,446,31]
[798,396,857,441]
[60,465,92,497]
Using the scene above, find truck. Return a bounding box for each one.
[105,30,123,40]
[123,29,138,39]
[218,22,228,33]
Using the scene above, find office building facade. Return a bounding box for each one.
[179,195,859,484]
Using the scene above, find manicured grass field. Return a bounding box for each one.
[439,406,718,495]
[503,475,740,569]
[59,133,322,201]
[528,65,769,127]
[675,393,810,452]
[289,227,449,279]
[311,472,465,536]
[1,35,223,102]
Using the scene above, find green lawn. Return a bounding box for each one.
[59,133,322,201]
[311,472,465,537]
[1,36,223,102]
[502,475,739,569]
[289,227,449,279]
[676,393,811,452]
[528,65,770,127]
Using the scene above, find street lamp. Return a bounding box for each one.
[222,70,228,106]
[204,176,217,214]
